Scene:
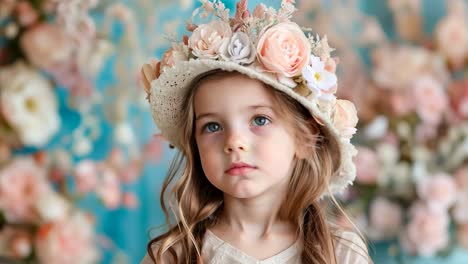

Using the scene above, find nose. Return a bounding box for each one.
[223,130,249,154]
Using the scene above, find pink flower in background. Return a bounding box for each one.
[368,197,403,239]
[35,212,100,264]
[412,75,448,125]
[353,147,379,184]
[0,157,49,222]
[415,123,438,143]
[403,202,450,257]
[417,172,457,211]
[20,23,73,71]
[74,160,98,194]
[257,22,310,77]
[435,14,468,70]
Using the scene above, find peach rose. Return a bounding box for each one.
[257,22,310,77]
[188,20,232,59]
[333,99,358,139]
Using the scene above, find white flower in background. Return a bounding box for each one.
[220,31,256,65]
[35,190,71,222]
[0,61,60,147]
[302,55,337,100]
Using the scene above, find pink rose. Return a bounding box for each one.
[333,99,359,139]
[20,23,74,71]
[257,22,310,77]
[412,75,448,125]
[368,197,403,239]
[188,20,232,59]
[402,202,450,257]
[353,147,379,184]
[35,212,100,264]
[435,14,468,70]
[0,157,49,222]
[122,192,139,209]
[417,172,457,211]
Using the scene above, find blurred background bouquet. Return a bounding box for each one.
[301,0,468,260]
[0,0,165,263]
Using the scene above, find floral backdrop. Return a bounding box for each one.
[0,0,467,264]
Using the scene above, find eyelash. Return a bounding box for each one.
[201,115,272,133]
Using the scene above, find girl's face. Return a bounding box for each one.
[193,73,297,199]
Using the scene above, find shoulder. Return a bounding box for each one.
[333,230,371,264]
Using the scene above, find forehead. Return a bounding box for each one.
[193,73,275,112]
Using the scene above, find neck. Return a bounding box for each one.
[219,189,293,239]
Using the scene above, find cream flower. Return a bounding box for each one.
[0,62,60,147]
[302,55,337,100]
[333,99,359,139]
[257,22,310,77]
[188,20,232,59]
[220,31,255,65]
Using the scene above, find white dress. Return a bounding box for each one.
[140,230,369,264]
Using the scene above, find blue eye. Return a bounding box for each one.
[203,122,221,133]
[252,116,270,126]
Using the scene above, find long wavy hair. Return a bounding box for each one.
[147,70,369,263]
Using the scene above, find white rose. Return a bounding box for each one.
[0,61,60,147]
[220,31,255,64]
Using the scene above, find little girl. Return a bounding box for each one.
[140,0,370,263]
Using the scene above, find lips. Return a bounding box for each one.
[225,162,256,176]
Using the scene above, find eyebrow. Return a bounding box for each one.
[195,105,274,121]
